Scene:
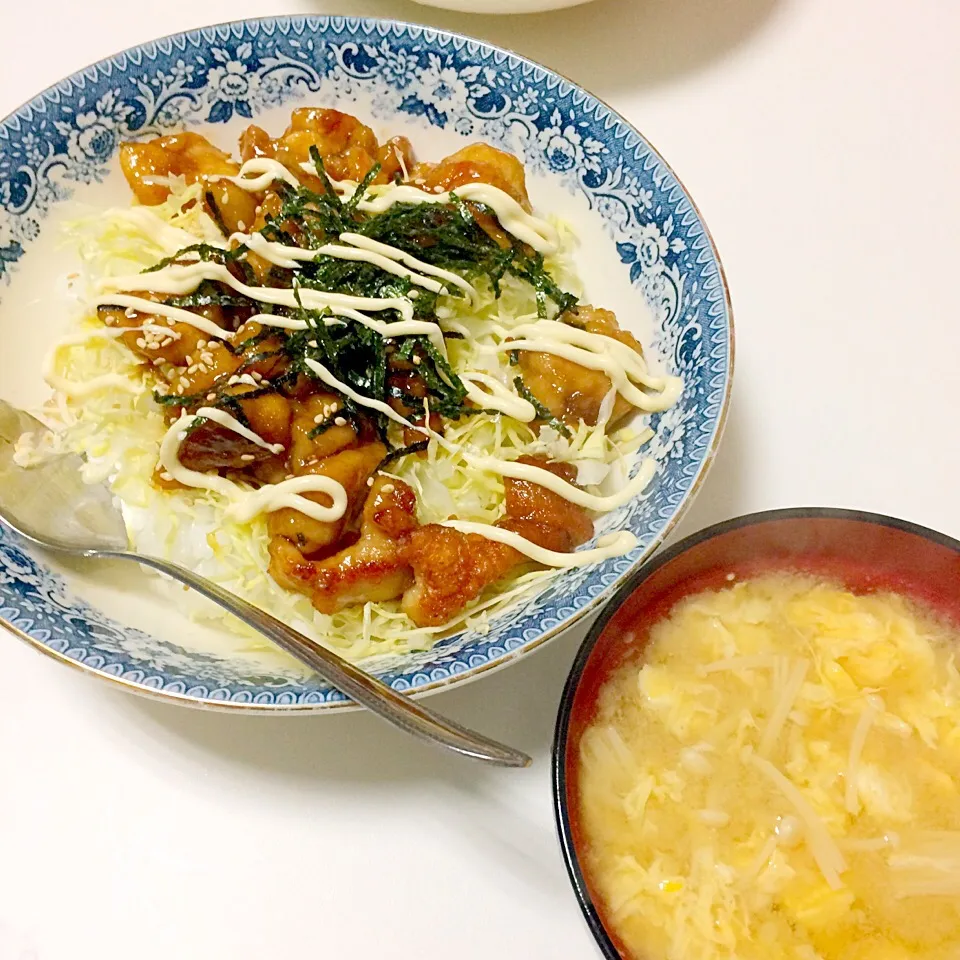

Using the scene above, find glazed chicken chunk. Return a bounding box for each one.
[519,305,644,428]
[104,107,659,634]
[402,458,594,627]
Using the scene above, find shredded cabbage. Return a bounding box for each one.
[38,180,647,662]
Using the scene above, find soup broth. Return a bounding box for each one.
[578,573,960,960]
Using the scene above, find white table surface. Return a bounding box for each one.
[1,1,957,957]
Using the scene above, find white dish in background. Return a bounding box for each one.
[410,0,594,15]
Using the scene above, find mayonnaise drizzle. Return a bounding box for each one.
[43,328,144,397]
[212,156,553,270]
[216,157,301,191]
[245,307,445,355]
[194,407,285,455]
[234,159,559,254]
[294,361,654,514]
[227,475,347,524]
[236,231,450,294]
[338,233,478,303]
[303,357,415,430]
[92,293,230,340]
[99,262,417,323]
[493,319,683,413]
[335,179,559,254]
[158,409,349,524]
[460,372,536,422]
[464,453,657,511]
[438,523,638,567]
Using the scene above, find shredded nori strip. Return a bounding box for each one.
[234,348,284,376]
[153,389,204,407]
[375,440,429,472]
[141,243,246,274]
[342,162,381,217]
[514,376,572,438]
[136,164,580,450]
[203,190,230,238]
[308,146,340,199]
[234,326,275,353]
[163,280,251,308]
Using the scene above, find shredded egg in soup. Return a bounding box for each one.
[578,573,960,960]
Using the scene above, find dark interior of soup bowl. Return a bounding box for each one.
[552,506,960,959]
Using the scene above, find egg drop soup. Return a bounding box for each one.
[577,573,960,960]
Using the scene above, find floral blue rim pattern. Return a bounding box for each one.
[0,16,731,708]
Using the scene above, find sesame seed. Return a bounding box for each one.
[135,337,147,349]
[412,356,421,366]
[366,477,374,487]
[307,340,318,348]
[125,307,137,318]
[239,453,255,462]
[227,375,240,385]
[184,355,193,365]
[197,364,208,374]
[201,352,215,365]
[313,414,325,424]
[152,358,165,367]
[381,483,395,494]
[237,221,246,231]
[187,364,199,374]
[408,289,420,299]
[160,338,173,347]
[206,393,217,401]
[196,340,208,350]
[334,416,346,426]
[146,343,160,350]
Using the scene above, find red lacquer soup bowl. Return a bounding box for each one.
[551,507,960,959]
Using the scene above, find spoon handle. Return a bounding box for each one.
[107,552,531,768]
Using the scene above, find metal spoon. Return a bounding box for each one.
[0,399,530,768]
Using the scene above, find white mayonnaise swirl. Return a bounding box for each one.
[216,157,300,192]
[236,231,449,295]
[460,373,536,422]
[92,294,230,340]
[43,328,144,398]
[493,319,683,414]
[225,156,562,254]
[99,262,417,323]
[463,452,657,512]
[438,524,638,567]
[158,409,349,524]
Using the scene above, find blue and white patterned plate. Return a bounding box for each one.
[0,17,732,710]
